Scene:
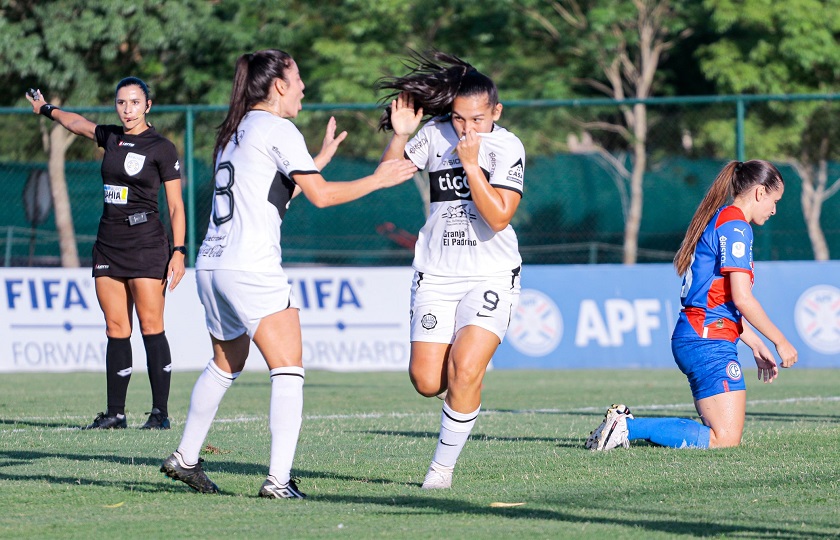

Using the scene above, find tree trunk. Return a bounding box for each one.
[48,124,80,267]
[799,159,830,261]
[623,103,647,265]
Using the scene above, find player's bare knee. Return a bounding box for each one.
[708,429,742,449]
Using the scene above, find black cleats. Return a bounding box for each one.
[140,408,170,430]
[258,476,306,499]
[161,452,219,494]
[83,412,127,430]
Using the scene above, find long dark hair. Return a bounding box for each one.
[674,159,784,275]
[377,50,498,131]
[213,49,294,161]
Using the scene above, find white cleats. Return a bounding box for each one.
[585,404,634,451]
[421,461,454,489]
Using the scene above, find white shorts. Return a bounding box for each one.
[409,271,521,344]
[196,269,299,340]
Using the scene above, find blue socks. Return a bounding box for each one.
[626,417,710,449]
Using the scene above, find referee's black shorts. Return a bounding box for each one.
[92,217,170,280]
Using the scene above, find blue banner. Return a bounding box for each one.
[496,261,840,369]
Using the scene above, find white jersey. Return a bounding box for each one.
[196,111,319,271]
[405,117,524,277]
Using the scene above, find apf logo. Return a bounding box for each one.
[794,285,840,354]
[507,289,563,357]
[5,278,91,310]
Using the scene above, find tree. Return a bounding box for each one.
[517,0,696,263]
[0,0,214,266]
[699,0,840,260]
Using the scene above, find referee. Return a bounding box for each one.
[26,77,186,430]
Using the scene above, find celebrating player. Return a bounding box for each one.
[378,51,526,488]
[586,160,798,451]
[160,49,417,498]
[26,78,186,431]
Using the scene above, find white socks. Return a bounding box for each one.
[177,361,239,465]
[432,402,481,468]
[268,366,305,484]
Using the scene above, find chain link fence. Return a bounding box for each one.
[2,95,839,267]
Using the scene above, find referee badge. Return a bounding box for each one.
[124,152,146,176]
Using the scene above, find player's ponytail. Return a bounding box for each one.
[214,50,294,164]
[674,159,784,275]
[377,50,498,131]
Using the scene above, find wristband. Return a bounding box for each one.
[39,104,60,120]
[172,246,187,255]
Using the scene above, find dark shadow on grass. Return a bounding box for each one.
[0,418,82,429]
[308,493,837,539]
[361,429,566,445]
[745,411,840,422]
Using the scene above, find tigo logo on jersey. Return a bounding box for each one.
[726,361,742,380]
[123,152,146,176]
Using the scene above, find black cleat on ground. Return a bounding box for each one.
[82,412,127,430]
[161,452,219,494]
[140,408,170,430]
[258,476,306,499]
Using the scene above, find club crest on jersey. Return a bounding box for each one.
[123,152,146,176]
[726,361,742,380]
[442,204,476,221]
[421,313,437,330]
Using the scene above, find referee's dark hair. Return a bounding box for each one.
[214,49,294,161]
[116,76,150,102]
[377,50,499,132]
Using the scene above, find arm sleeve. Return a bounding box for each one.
[94,125,111,148]
[404,124,430,170]
[267,123,319,178]
[717,220,753,273]
[484,135,525,195]
[157,140,182,182]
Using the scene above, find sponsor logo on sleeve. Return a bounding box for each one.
[732,241,746,258]
[507,158,524,184]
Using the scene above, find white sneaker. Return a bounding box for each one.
[421,461,454,489]
[585,404,634,451]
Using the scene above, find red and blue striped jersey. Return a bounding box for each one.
[672,206,754,342]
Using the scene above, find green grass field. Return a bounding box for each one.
[1,368,839,539]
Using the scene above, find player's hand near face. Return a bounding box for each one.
[390,92,423,137]
[314,116,348,170]
[456,128,480,169]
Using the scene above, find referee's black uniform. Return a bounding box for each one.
[92,124,181,279]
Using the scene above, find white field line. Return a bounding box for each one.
[3,395,840,433]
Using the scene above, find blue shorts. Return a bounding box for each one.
[672,336,746,400]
